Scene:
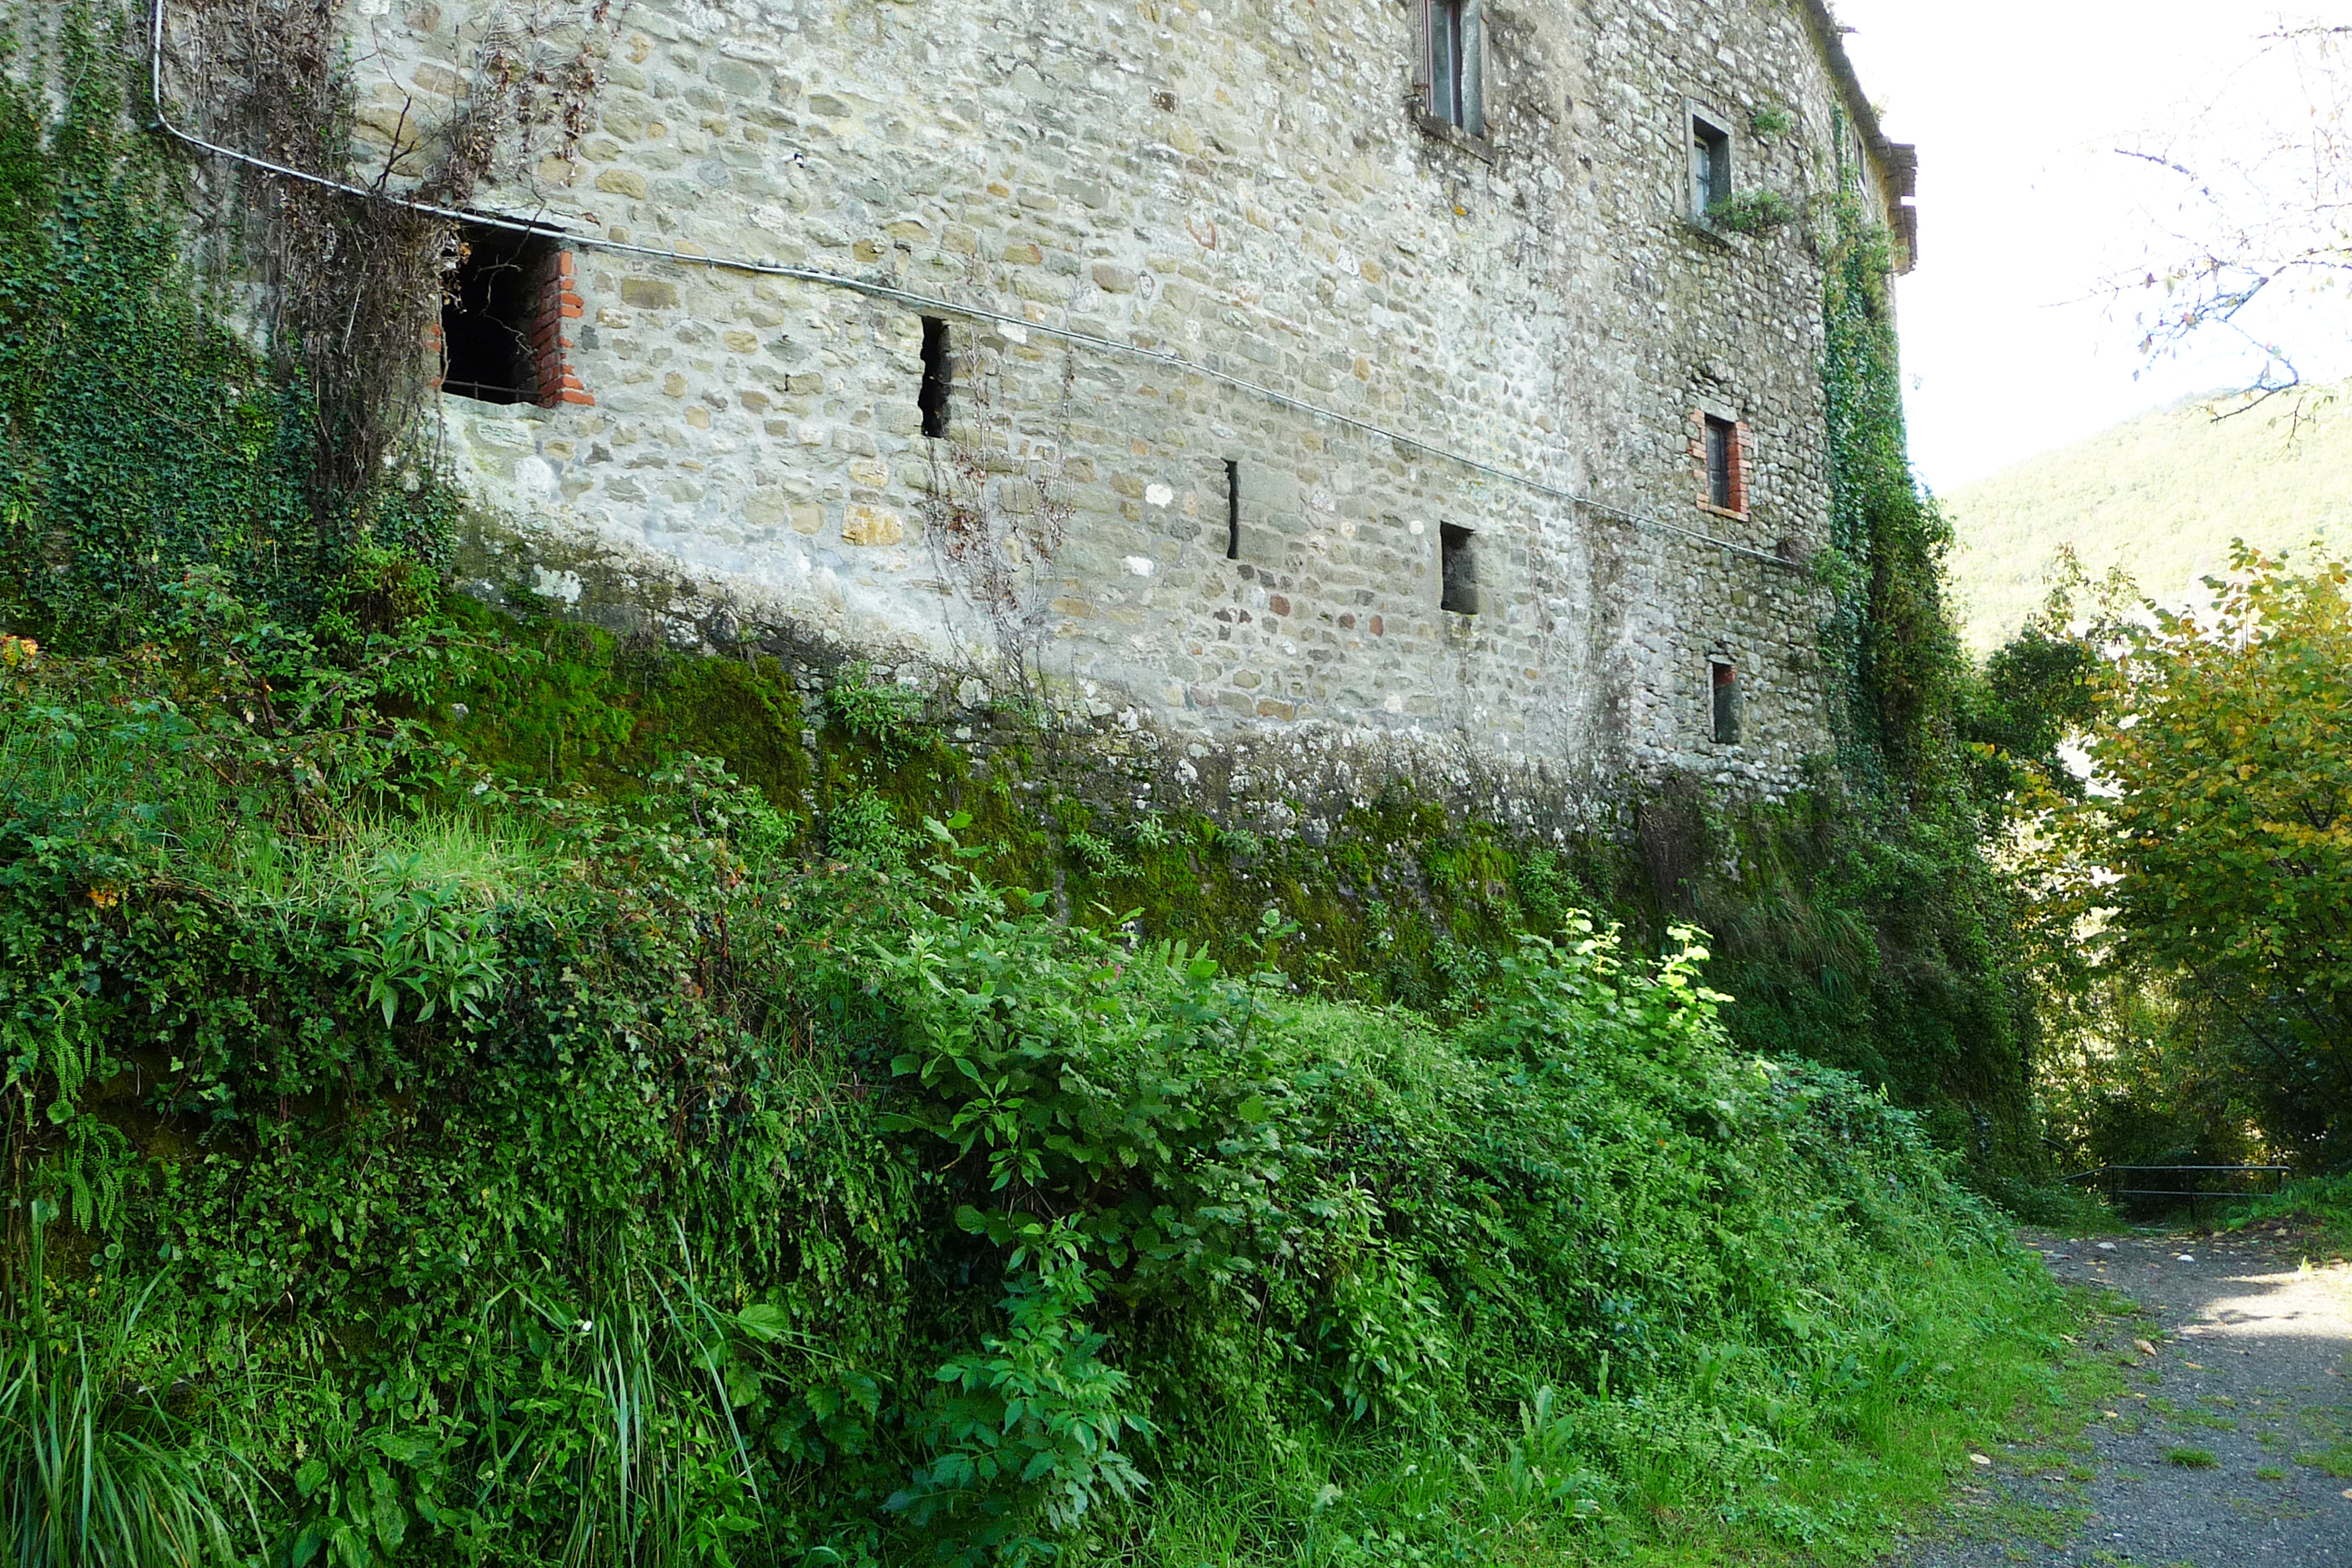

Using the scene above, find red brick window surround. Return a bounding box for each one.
[532,249,592,407]
[1690,408,1750,520]
[436,224,591,409]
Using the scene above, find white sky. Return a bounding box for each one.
[1835,2,2352,491]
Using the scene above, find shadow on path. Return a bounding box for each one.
[1891,1224,2351,1568]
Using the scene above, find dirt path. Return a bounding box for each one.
[1893,1224,2352,1568]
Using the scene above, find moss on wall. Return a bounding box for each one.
[426,597,2041,1191]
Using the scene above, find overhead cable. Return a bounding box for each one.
[144,0,1804,574]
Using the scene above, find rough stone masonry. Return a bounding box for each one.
[354,0,1915,803]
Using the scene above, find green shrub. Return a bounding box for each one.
[1708,190,1801,234]
[0,613,2079,1563]
[827,787,915,867]
[2224,1174,2352,1250]
[827,662,935,760]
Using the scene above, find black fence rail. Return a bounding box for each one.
[2064,1163,2293,1212]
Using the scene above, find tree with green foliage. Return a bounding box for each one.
[2055,546,2352,1169]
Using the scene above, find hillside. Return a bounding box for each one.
[1943,387,2352,654]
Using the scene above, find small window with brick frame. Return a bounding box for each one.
[1694,409,1749,517]
[437,222,589,408]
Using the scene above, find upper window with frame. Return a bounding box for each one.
[1689,105,1732,222]
[1418,0,1485,138]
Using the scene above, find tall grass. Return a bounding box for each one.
[0,1222,250,1567]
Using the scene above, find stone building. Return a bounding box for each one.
[356,0,1916,796]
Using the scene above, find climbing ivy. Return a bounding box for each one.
[1720,146,2042,1188]
[0,5,448,651]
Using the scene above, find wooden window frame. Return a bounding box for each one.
[1690,407,1751,521]
[1414,0,1487,140]
[1688,102,1734,224]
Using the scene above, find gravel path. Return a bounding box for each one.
[1892,1222,2352,1568]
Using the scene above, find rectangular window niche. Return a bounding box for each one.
[1690,105,1732,222]
[1710,658,1741,745]
[438,223,588,408]
[919,317,953,438]
[1440,523,1481,614]
[1225,460,1242,561]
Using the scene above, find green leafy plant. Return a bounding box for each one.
[341,856,506,1028]
[1064,829,1135,879]
[1707,189,1801,234]
[826,789,914,867]
[826,664,934,761]
[889,1226,1150,1565]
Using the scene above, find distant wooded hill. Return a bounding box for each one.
[1942,387,2352,655]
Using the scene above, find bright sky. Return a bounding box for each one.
[1836,2,2352,491]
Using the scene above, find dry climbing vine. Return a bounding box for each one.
[921,338,1077,692]
[160,0,612,509]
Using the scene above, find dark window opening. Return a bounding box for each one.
[1440,522,1478,614]
[1711,660,1741,744]
[441,224,554,405]
[1704,414,1737,510]
[918,317,952,439]
[1692,115,1731,219]
[1225,460,1242,560]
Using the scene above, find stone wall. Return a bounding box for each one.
[356,0,1912,799]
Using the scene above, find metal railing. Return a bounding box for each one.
[2064,1164,2293,1211]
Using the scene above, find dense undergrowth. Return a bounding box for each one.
[0,596,2084,1565]
[0,15,2106,1565]
[425,597,2048,1191]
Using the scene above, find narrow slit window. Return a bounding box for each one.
[1440,522,1478,614]
[1711,659,1741,745]
[1692,114,1731,220]
[1704,415,1736,509]
[1225,460,1242,560]
[441,224,555,405]
[1422,0,1483,134]
[918,317,952,439]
